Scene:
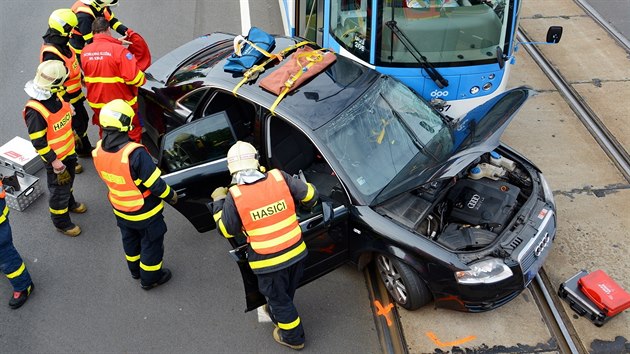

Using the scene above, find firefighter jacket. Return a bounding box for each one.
[92,139,175,227]
[213,169,318,274]
[23,96,75,163]
[70,1,127,54]
[40,43,83,104]
[81,33,146,112]
[0,181,8,225]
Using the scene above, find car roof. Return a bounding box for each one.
[157,33,380,131]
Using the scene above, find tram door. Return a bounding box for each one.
[296,0,323,45]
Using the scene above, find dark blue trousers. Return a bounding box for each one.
[45,154,78,230]
[0,205,32,292]
[257,259,305,345]
[118,215,166,285]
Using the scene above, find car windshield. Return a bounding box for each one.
[319,77,453,204]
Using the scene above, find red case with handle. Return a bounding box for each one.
[578,269,630,317]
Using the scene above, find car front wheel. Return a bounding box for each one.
[375,254,432,310]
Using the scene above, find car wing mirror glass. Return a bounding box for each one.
[546,26,563,44]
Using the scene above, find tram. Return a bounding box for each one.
[280,0,562,119]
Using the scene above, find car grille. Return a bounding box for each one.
[465,290,521,312]
[517,210,554,276]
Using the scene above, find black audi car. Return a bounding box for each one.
[138,32,556,312]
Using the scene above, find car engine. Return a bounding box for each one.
[378,151,533,251]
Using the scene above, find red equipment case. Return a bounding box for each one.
[558,270,630,327]
[578,269,630,317]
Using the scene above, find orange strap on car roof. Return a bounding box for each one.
[232,41,313,97]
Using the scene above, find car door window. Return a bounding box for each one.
[161,111,235,173]
[174,88,209,120]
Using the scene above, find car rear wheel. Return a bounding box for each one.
[375,254,432,310]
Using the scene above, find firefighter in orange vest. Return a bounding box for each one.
[92,100,177,289]
[42,8,93,172]
[211,141,318,350]
[0,180,34,309]
[23,60,87,237]
[69,0,129,61]
[81,17,145,143]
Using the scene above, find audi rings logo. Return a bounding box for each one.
[467,194,481,208]
[430,90,449,98]
[534,232,550,257]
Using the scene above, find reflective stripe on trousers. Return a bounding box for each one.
[0,219,32,291]
[257,259,306,345]
[120,215,167,285]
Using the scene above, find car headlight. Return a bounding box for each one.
[455,258,513,284]
[539,173,555,209]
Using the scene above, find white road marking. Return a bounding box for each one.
[239,0,251,35]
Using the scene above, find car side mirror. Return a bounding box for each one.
[546,26,563,44]
[322,201,334,227]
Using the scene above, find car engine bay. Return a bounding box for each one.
[377,151,533,251]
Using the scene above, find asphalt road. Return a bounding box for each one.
[0,1,379,353]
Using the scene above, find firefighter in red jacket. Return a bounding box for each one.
[42,8,93,171]
[69,0,128,61]
[23,60,87,237]
[81,17,145,143]
[211,141,318,350]
[1,180,34,309]
[92,100,177,289]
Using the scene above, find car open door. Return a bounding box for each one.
[230,199,350,312]
[159,111,236,232]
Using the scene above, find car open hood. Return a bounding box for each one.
[373,86,534,205]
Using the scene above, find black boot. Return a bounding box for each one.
[141,268,172,290]
[75,135,94,158]
[9,283,34,309]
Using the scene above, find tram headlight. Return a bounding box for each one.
[488,73,495,80]
[482,82,493,91]
[455,259,513,284]
[470,86,480,95]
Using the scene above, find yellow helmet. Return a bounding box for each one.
[227,141,260,174]
[81,0,119,10]
[100,99,134,132]
[33,60,68,92]
[48,9,78,37]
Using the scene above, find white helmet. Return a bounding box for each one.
[227,141,259,175]
[33,60,68,92]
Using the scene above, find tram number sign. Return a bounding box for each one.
[435,104,451,112]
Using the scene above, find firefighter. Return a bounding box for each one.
[69,0,129,61]
[92,100,177,289]
[211,141,318,350]
[0,180,35,309]
[42,8,94,171]
[23,60,87,237]
[81,17,145,143]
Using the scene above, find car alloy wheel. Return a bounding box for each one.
[375,254,432,310]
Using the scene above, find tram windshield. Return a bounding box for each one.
[329,0,513,67]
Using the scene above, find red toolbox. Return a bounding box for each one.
[558,270,630,327]
[578,269,630,317]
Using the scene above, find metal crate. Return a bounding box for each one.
[0,165,44,211]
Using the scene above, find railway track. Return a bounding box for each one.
[516,4,630,353]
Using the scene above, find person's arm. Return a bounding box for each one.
[119,48,146,88]
[212,192,243,238]
[104,7,128,36]
[24,107,57,164]
[76,13,95,45]
[129,148,177,204]
[279,170,319,209]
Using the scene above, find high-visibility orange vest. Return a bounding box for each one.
[23,100,75,161]
[230,169,302,255]
[40,44,82,95]
[0,180,5,199]
[92,141,151,212]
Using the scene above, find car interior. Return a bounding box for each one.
[267,117,343,200]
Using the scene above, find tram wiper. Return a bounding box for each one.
[385,20,449,89]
